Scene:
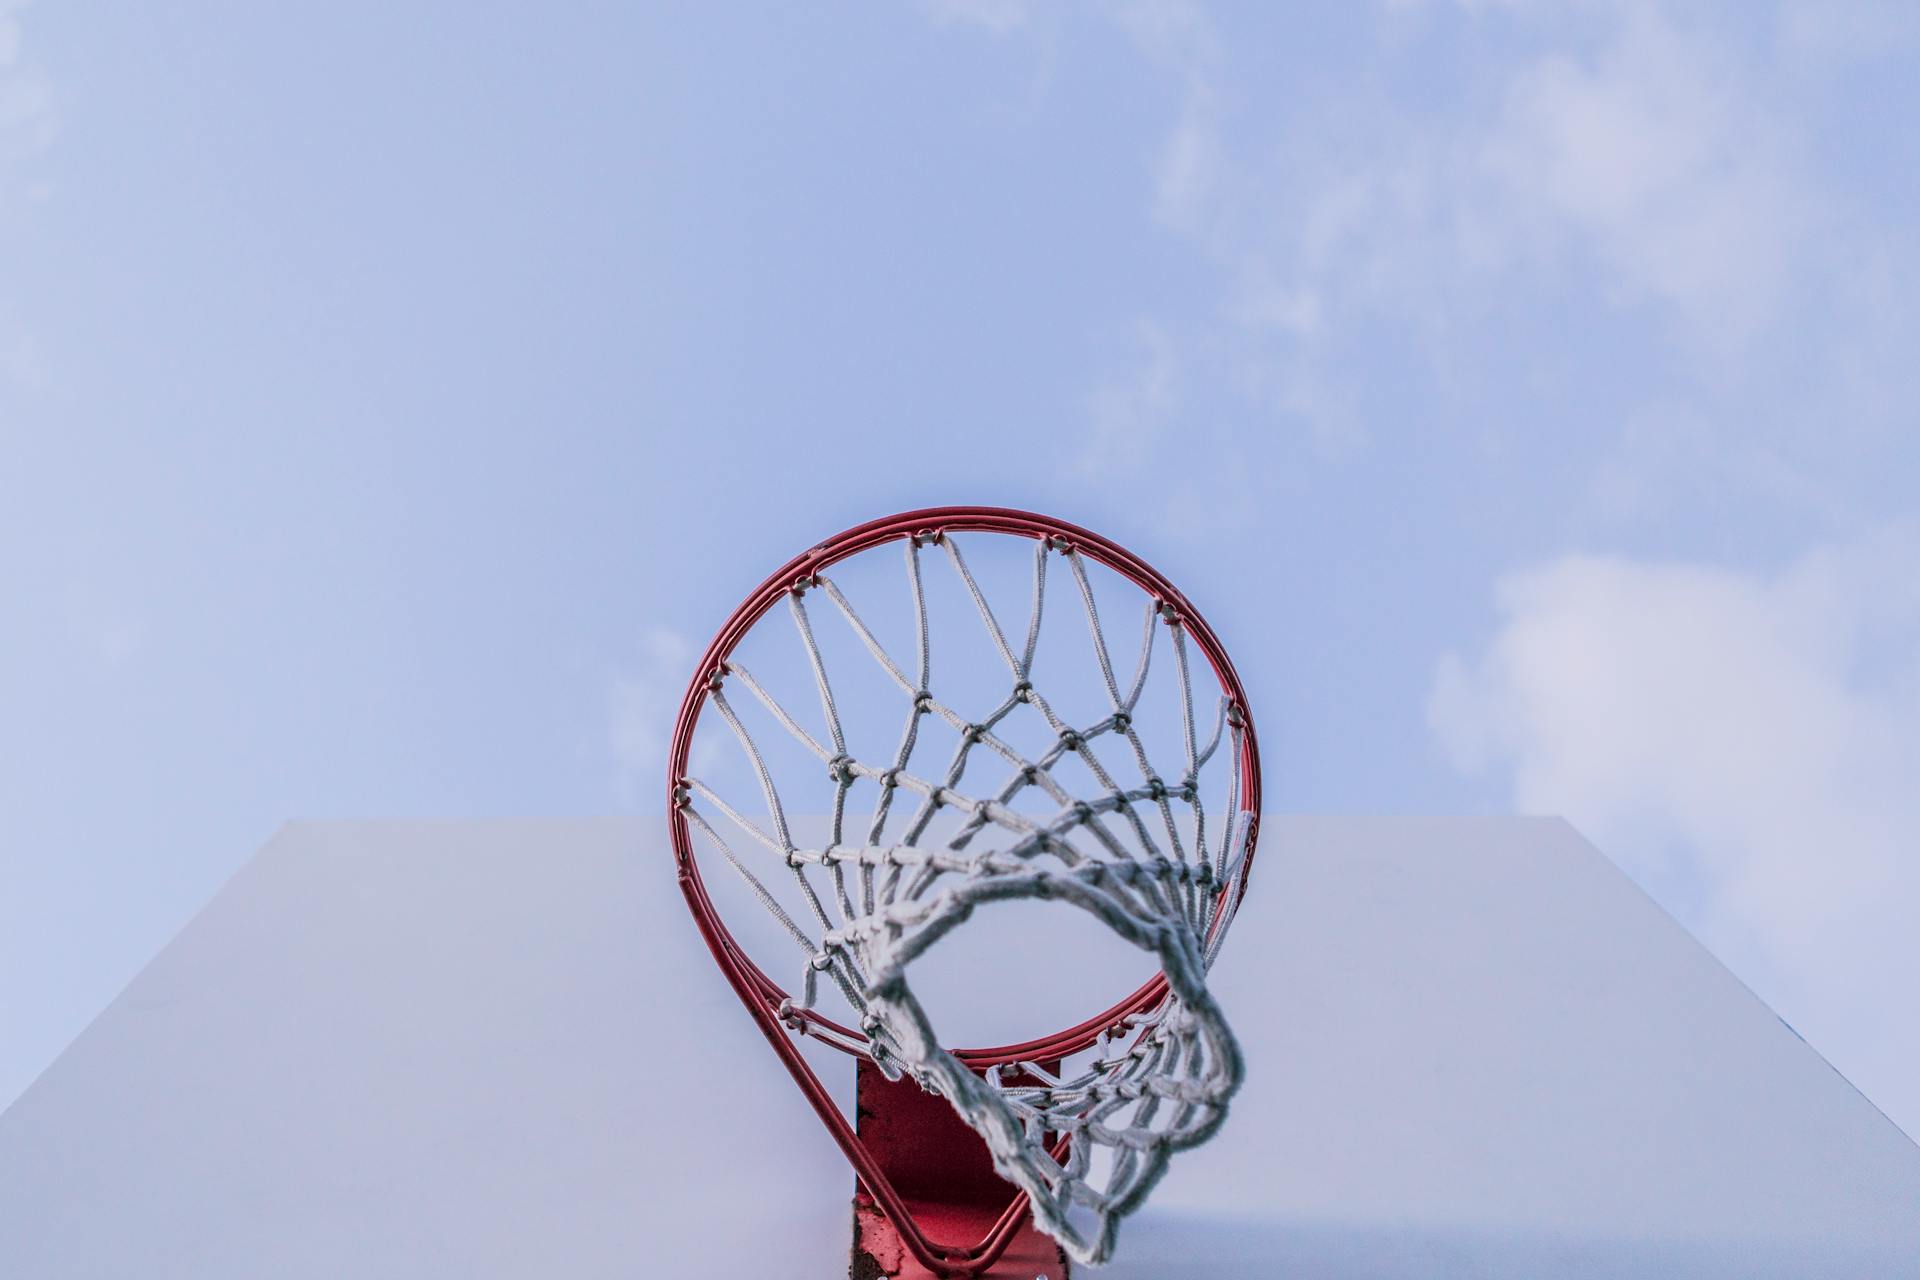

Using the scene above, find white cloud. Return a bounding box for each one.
[1074,320,1302,537]
[0,0,26,68]
[1049,0,1916,533]
[920,0,1917,549]
[1112,0,1224,235]
[1777,0,1920,64]
[1481,8,1811,342]
[1386,0,1538,10]
[0,0,52,172]
[1430,524,1920,1136]
[1581,400,1847,529]
[920,0,1033,34]
[610,625,699,807]
[1145,3,1818,347]
[0,0,52,392]
[1079,320,1178,481]
[1058,3,1797,514]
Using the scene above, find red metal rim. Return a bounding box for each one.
[667,505,1263,1066]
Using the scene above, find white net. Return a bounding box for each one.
[674,529,1251,1265]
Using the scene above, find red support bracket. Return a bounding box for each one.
[851,1058,1070,1280]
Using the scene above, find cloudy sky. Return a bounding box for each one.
[3,1,1916,1141]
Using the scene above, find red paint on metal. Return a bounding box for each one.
[853,1059,1068,1279]
[667,507,1261,1277]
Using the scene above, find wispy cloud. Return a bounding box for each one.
[1079,320,1178,481]
[609,625,698,808]
[1777,0,1920,63]
[0,0,52,194]
[1001,1,1912,531]
[1481,7,1813,343]
[1430,524,1920,1136]
[1115,0,1225,234]
[1138,2,1824,345]
[920,0,1034,34]
[0,0,52,390]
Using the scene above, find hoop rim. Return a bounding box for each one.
[667,505,1263,1066]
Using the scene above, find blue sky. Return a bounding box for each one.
[3,0,1916,1139]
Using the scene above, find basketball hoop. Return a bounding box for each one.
[667,507,1261,1277]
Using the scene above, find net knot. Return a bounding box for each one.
[1058,727,1082,751]
[826,753,854,785]
[913,689,934,713]
[1110,709,1132,733]
[1013,679,1033,703]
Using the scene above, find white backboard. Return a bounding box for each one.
[2,816,1916,1276]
